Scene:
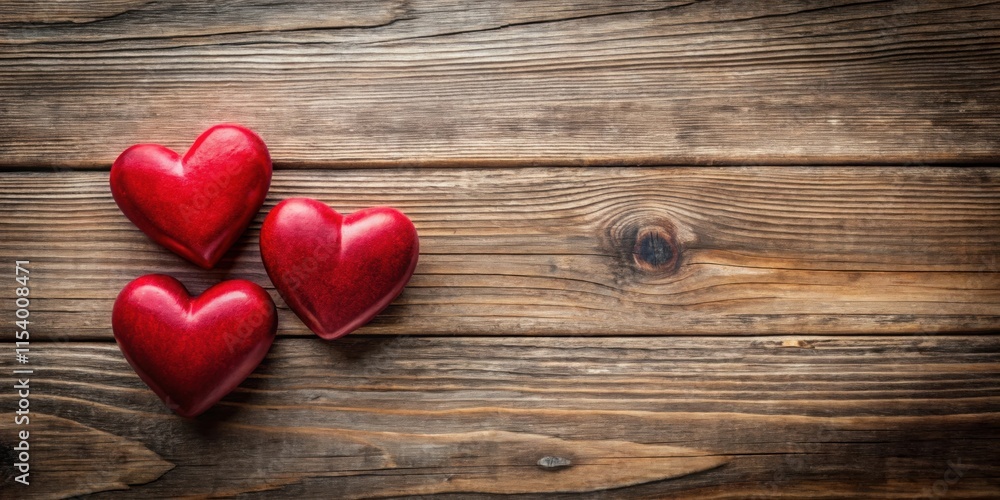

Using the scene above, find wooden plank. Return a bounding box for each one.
[2,0,999,167]
[0,414,173,497]
[1,336,997,497]
[2,166,999,338]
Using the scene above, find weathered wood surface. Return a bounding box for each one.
[3,0,1000,498]
[2,0,1000,167]
[2,336,998,498]
[1,167,998,339]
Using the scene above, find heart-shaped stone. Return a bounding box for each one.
[260,198,419,340]
[112,274,277,417]
[110,124,272,268]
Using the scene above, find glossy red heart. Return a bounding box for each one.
[112,274,277,417]
[110,124,272,269]
[260,198,419,340]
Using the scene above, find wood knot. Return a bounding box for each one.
[537,456,572,470]
[780,339,815,349]
[633,227,675,271]
[602,210,681,282]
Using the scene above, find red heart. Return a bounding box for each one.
[260,198,419,340]
[110,124,272,269]
[112,275,277,417]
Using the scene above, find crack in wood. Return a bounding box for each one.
[368,1,700,44]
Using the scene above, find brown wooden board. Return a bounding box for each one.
[2,0,999,168]
[1,167,998,339]
[2,1,999,498]
[1,336,997,498]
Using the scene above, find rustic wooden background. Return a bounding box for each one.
[1,0,999,498]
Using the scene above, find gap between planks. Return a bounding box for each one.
[3,159,1000,172]
[30,332,1000,343]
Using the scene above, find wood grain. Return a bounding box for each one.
[0,415,172,498]
[1,336,997,497]
[1,166,998,338]
[2,0,1000,167]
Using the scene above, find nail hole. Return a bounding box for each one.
[537,456,572,470]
